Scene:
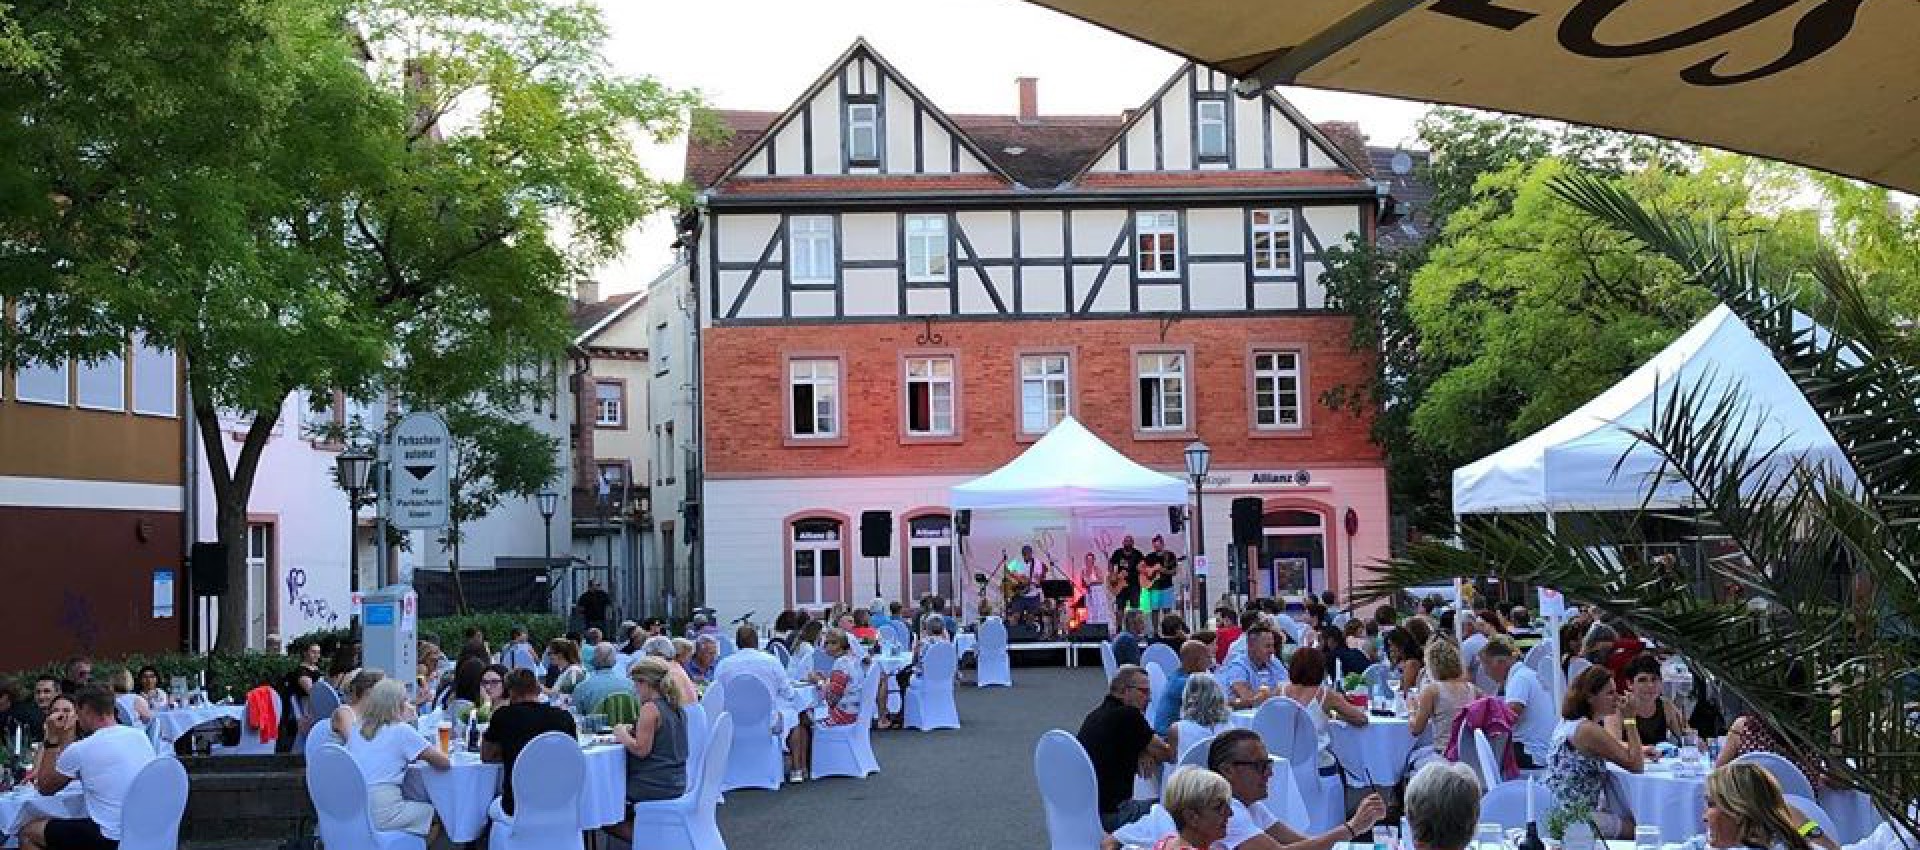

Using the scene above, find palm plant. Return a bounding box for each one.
[1363,172,1920,835]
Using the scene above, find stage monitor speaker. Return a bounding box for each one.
[1006,622,1043,643]
[1231,497,1264,549]
[190,542,229,596]
[860,510,892,558]
[1068,623,1111,642]
[1167,505,1185,534]
[955,509,971,537]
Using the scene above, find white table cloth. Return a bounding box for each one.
[1230,708,1419,786]
[956,634,977,656]
[0,788,83,845]
[872,653,914,675]
[1609,761,1707,843]
[148,705,254,752]
[405,743,626,844]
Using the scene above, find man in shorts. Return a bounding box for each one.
[23,686,156,850]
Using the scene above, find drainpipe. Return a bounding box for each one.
[684,198,708,616]
[181,371,197,653]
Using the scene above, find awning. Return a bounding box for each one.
[950,416,1188,510]
[1023,1,1920,194]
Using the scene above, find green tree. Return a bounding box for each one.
[434,404,563,615]
[0,0,697,652]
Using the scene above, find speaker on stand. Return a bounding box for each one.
[860,510,891,601]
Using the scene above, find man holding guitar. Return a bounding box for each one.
[1107,535,1145,613]
[1140,534,1180,626]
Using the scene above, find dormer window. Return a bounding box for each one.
[1196,98,1228,162]
[846,98,880,166]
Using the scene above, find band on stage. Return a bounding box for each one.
[973,533,1183,638]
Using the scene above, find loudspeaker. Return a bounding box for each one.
[1231,497,1264,549]
[1006,622,1043,643]
[190,542,229,597]
[860,510,892,558]
[1167,505,1185,534]
[1069,623,1111,641]
[955,509,971,537]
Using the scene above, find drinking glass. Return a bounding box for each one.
[1478,822,1505,850]
[1373,824,1397,850]
[1636,823,1663,850]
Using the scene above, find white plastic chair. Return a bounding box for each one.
[1480,778,1559,831]
[1783,793,1839,841]
[487,731,585,850]
[1034,730,1107,850]
[976,618,1012,688]
[1100,641,1119,682]
[117,756,189,850]
[811,664,881,779]
[699,678,727,733]
[1141,642,1179,680]
[1734,751,1817,801]
[307,744,425,850]
[630,713,732,850]
[719,675,782,791]
[1251,697,1340,831]
[904,641,961,731]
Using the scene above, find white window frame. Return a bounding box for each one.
[1136,351,1189,431]
[789,216,835,285]
[792,518,844,607]
[1253,349,1304,430]
[1134,211,1180,279]
[789,357,840,439]
[1251,209,1297,276]
[10,304,69,406]
[74,349,126,412]
[1196,98,1229,160]
[846,101,880,165]
[1018,353,1071,435]
[904,355,955,437]
[131,333,178,417]
[594,380,624,428]
[904,214,950,283]
[907,514,956,602]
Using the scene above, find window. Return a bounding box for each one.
[907,515,955,601]
[904,214,949,282]
[792,518,844,606]
[1019,353,1070,434]
[652,322,670,375]
[1251,209,1295,275]
[75,350,125,412]
[1136,351,1188,431]
[594,380,624,427]
[11,304,68,406]
[131,333,177,417]
[246,523,274,645]
[904,355,955,436]
[846,100,879,165]
[596,462,629,498]
[789,358,840,438]
[1253,350,1303,429]
[1197,98,1228,160]
[789,216,835,284]
[1135,211,1179,278]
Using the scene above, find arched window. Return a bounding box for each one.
[791,517,845,606]
[906,514,955,601]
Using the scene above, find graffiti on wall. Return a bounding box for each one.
[284,567,342,630]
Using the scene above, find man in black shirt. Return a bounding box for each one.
[576,580,613,634]
[1108,536,1144,613]
[1075,664,1171,831]
[481,669,578,817]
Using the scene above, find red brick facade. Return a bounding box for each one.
[703,315,1379,478]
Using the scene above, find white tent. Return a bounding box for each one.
[951,416,1187,510]
[1452,305,1855,515]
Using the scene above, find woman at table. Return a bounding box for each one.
[275,663,318,754]
[807,629,866,731]
[603,657,689,844]
[1385,628,1425,698]
[1547,665,1643,839]
[850,608,878,641]
[787,620,825,681]
[887,612,955,728]
[1703,762,1839,850]
[542,638,585,694]
[107,669,153,727]
[325,642,361,693]
[434,658,486,717]
[135,666,172,712]
[1716,711,1831,792]
[1285,646,1370,774]
[683,635,721,685]
[641,636,698,705]
[479,664,509,711]
[1409,638,1476,762]
[1149,767,1234,850]
[343,678,449,840]
[1613,654,1688,749]
[326,669,386,745]
[1167,672,1232,759]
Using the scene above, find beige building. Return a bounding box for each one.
[570,284,656,620]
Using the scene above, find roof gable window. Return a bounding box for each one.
[846,97,880,167]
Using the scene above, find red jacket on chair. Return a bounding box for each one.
[244,685,279,744]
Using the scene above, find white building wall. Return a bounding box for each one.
[642,261,698,617]
[418,366,576,580]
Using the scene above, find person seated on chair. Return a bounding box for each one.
[1616,654,1688,750]
[21,687,157,850]
[1318,625,1370,681]
[1219,625,1288,710]
[1213,606,1243,665]
[339,679,450,842]
[1408,638,1477,768]
[891,612,954,727]
[1151,640,1215,734]
[482,669,577,820]
[800,627,865,781]
[1114,609,1149,667]
[640,636,698,705]
[714,625,811,779]
[1702,762,1840,850]
[1078,664,1173,832]
[325,669,387,747]
[1481,635,1554,769]
[1164,672,1232,759]
[603,658,689,844]
[682,635,721,685]
[570,642,630,716]
[106,669,152,730]
[1112,728,1387,850]
[1546,666,1642,839]
[1157,615,1192,647]
[1148,767,1235,850]
[787,619,826,682]
[1405,762,1481,850]
[1283,646,1369,778]
[1385,627,1425,699]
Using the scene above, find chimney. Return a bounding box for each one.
[1016,76,1039,125]
[576,279,601,304]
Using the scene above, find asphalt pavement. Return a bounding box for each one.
[718,664,1107,850]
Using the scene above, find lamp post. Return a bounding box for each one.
[335,448,375,635]
[1183,440,1211,616]
[538,489,558,576]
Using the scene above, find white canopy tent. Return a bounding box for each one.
[1451,305,1855,516]
[951,416,1188,510]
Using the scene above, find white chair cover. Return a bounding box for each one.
[1735,752,1817,800]
[976,618,1012,688]
[488,732,585,850]
[1100,641,1119,682]
[718,633,737,660]
[719,676,782,791]
[1480,779,1559,831]
[1524,643,1558,701]
[117,756,189,850]
[1361,662,1391,694]
[1141,642,1179,680]
[1783,794,1840,842]
[770,640,792,668]
[1466,728,1504,790]
[307,743,426,850]
[699,679,727,733]
[681,702,710,787]
[1034,730,1107,850]
[630,713,733,850]
[1146,665,1167,709]
[811,664,881,778]
[1179,735,1215,771]
[1251,698,1339,832]
[298,681,343,753]
[903,641,961,731]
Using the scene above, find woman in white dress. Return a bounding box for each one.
[1079,552,1115,630]
[342,678,449,839]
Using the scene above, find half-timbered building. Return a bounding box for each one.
[679,40,1399,619]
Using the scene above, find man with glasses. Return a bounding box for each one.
[1078,665,1172,831]
[1114,728,1387,850]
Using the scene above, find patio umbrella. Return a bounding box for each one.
[1024,0,1920,193]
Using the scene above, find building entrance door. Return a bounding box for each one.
[1259,509,1325,599]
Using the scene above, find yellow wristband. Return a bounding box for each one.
[1799,821,1819,837]
[1622,718,1637,726]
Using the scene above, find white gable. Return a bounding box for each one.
[1088,65,1353,174]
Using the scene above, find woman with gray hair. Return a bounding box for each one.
[642,636,698,704]
[1405,761,1482,850]
[1168,672,1231,759]
[684,634,720,684]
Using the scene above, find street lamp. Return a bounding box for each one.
[1183,441,1211,614]
[335,448,375,634]
[537,489,559,576]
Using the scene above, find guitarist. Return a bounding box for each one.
[1141,534,1180,624]
[1107,535,1145,613]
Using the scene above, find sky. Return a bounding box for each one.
[588,0,1438,296]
